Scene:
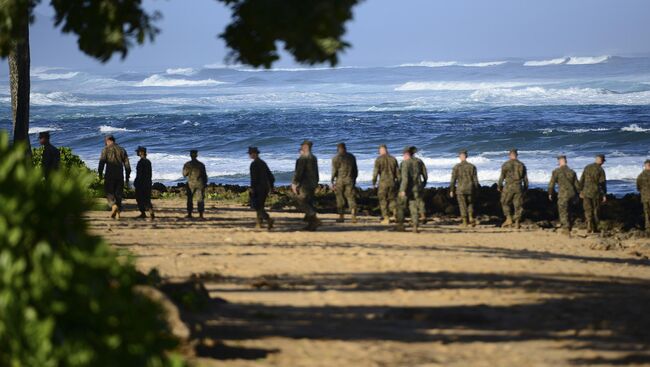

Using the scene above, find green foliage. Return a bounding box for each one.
[0,132,185,367]
[219,0,361,68]
[32,146,104,198]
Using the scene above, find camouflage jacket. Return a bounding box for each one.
[134,158,152,189]
[498,159,528,192]
[183,159,208,188]
[293,153,319,190]
[580,163,606,199]
[250,158,275,194]
[548,166,580,199]
[331,152,358,185]
[450,161,479,195]
[399,158,423,198]
[42,143,60,178]
[98,144,131,181]
[372,154,399,187]
[637,170,650,202]
[414,157,428,188]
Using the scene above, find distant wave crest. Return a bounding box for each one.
[165,68,196,76]
[461,61,507,67]
[621,123,650,132]
[399,61,457,68]
[566,55,610,65]
[524,57,568,66]
[99,125,138,133]
[136,74,226,87]
[29,126,63,134]
[395,81,527,91]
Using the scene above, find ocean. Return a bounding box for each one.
[1,55,649,195]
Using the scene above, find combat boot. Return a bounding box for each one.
[395,223,406,232]
[110,204,119,219]
[304,216,320,231]
[412,225,419,234]
[336,213,345,223]
[586,220,593,233]
[461,217,468,228]
[185,213,193,219]
[267,217,274,230]
[149,208,155,221]
[469,214,477,227]
[381,216,390,225]
[198,212,204,220]
[419,213,427,224]
[502,216,513,228]
[255,219,263,229]
[351,209,358,223]
[561,227,571,236]
[514,220,521,229]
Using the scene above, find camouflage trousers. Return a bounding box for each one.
[135,185,152,212]
[295,187,317,217]
[377,183,397,218]
[417,184,426,217]
[556,196,574,229]
[582,196,601,230]
[501,189,524,221]
[456,192,475,218]
[644,201,650,232]
[335,181,357,213]
[397,195,420,228]
[104,178,124,209]
[186,185,205,215]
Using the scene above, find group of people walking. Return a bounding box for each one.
[37,131,650,234]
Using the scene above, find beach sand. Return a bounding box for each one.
[87,199,650,367]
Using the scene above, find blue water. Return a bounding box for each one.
[1,55,649,194]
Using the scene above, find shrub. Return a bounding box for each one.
[0,133,186,367]
[32,146,105,198]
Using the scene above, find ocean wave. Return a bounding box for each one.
[470,86,650,105]
[135,74,227,87]
[33,71,80,80]
[565,55,610,65]
[28,126,63,134]
[398,61,458,68]
[165,68,196,76]
[395,81,527,91]
[460,61,508,67]
[30,92,133,107]
[99,125,138,133]
[621,123,650,132]
[524,57,568,66]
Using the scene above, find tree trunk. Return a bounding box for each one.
[8,16,31,152]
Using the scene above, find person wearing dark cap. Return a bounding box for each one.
[98,135,131,219]
[548,155,580,234]
[396,146,424,233]
[409,146,429,223]
[372,144,399,225]
[38,131,60,179]
[249,147,275,230]
[182,150,208,219]
[134,146,154,220]
[449,149,480,227]
[580,154,607,233]
[637,159,650,234]
[292,140,320,230]
[331,142,359,223]
[497,149,528,229]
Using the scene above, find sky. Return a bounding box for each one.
[7,0,650,71]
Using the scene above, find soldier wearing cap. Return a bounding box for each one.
[249,146,275,230]
[580,154,607,233]
[372,144,399,225]
[38,131,60,179]
[497,149,528,228]
[449,149,480,227]
[548,155,580,234]
[396,146,424,233]
[134,146,154,220]
[182,149,208,219]
[637,159,650,234]
[292,140,320,230]
[409,146,429,223]
[98,135,131,219]
[331,142,359,223]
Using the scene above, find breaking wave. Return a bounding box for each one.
[524,57,568,66]
[461,61,508,67]
[566,55,610,65]
[136,74,226,87]
[395,81,528,91]
[99,125,138,133]
[621,123,650,132]
[399,61,458,68]
[28,126,63,134]
[165,68,196,76]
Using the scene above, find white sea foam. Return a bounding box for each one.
[524,57,568,66]
[99,125,138,133]
[470,86,650,106]
[395,81,527,91]
[33,71,80,80]
[460,61,508,67]
[165,68,196,76]
[136,74,226,87]
[621,123,650,132]
[565,55,610,65]
[30,92,132,107]
[28,126,63,134]
[398,61,458,68]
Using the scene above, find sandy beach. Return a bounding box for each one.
[87,199,650,367]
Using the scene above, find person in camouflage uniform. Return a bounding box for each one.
[249,146,275,230]
[292,140,320,231]
[580,154,607,233]
[98,135,131,220]
[182,150,208,219]
[39,131,60,180]
[372,144,399,225]
[497,149,528,229]
[134,146,154,220]
[637,159,650,234]
[410,147,429,223]
[548,155,580,234]
[449,150,480,227]
[396,147,423,233]
[331,142,359,223]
